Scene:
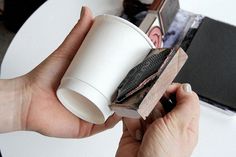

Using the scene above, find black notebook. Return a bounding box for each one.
[175,17,236,112]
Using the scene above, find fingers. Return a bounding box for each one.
[31,7,93,88]
[167,83,200,130]
[55,6,93,61]
[165,83,181,97]
[90,114,122,135]
[123,118,144,140]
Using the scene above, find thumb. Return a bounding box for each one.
[30,6,93,89]
[55,6,93,60]
[169,83,200,129]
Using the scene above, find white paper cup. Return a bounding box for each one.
[57,15,155,124]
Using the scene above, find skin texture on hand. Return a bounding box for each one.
[0,7,121,137]
[116,83,200,157]
[0,78,28,132]
[0,7,199,157]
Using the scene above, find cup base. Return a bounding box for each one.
[57,78,112,124]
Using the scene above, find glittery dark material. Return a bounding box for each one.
[116,49,170,102]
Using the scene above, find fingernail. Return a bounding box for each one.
[182,83,192,93]
[80,6,86,18]
[135,129,143,141]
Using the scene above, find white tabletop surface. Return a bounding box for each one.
[1,0,236,157]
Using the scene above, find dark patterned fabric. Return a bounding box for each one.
[116,49,170,102]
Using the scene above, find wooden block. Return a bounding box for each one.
[110,48,188,119]
[139,12,163,48]
[139,0,180,48]
[158,0,180,34]
[139,11,160,33]
[149,0,165,11]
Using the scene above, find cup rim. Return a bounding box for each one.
[57,78,112,124]
[95,14,156,49]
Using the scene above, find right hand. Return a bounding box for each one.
[116,83,200,157]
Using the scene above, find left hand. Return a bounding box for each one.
[116,83,200,157]
[17,7,120,138]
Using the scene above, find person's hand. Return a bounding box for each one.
[23,7,121,138]
[0,7,120,137]
[116,83,200,157]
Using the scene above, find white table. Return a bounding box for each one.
[1,0,236,156]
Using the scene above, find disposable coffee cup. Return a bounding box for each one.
[57,14,155,124]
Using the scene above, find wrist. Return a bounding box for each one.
[0,76,31,132]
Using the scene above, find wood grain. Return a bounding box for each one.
[110,48,188,119]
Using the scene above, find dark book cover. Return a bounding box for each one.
[175,17,236,111]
